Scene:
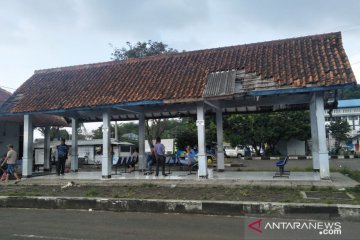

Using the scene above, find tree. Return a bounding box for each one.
[145,119,170,147]
[224,111,311,156]
[37,127,70,141]
[339,84,360,100]
[110,40,178,61]
[174,118,197,149]
[110,40,179,148]
[328,120,351,153]
[92,122,139,140]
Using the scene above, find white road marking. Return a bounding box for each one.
[12,234,86,240]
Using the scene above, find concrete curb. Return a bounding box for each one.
[239,155,356,160]
[0,196,359,221]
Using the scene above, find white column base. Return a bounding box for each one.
[319,153,330,179]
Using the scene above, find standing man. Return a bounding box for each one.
[154,137,167,177]
[0,144,21,183]
[56,138,69,176]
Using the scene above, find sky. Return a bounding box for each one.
[1,0,360,135]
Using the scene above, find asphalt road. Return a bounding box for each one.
[1,208,359,240]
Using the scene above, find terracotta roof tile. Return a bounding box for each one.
[1,32,356,114]
[0,87,11,104]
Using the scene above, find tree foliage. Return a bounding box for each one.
[145,119,170,147]
[38,127,70,141]
[174,118,197,149]
[339,84,360,100]
[328,120,351,153]
[111,40,178,61]
[92,122,138,140]
[224,111,311,155]
[110,40,179,147]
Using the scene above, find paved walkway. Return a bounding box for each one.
[227,158,360,170]
[20,170,359,188]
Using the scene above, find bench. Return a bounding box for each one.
[273,156,290,178]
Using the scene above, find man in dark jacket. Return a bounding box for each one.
[56,138,69,176]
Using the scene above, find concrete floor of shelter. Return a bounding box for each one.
[22,168,359,188]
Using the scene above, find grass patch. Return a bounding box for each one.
[85,189,99,197]
[139,183,157,188]
[289,167,313,172]
[338,168,360,182]
[8,191,41,197]
[112,192,121,198]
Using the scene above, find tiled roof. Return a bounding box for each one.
[1,32,356,114]
[0,115,68,127]
[0,87,11,104]
[0,88,67,126]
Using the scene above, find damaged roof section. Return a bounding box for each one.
[203,70,236,97]
[204,70,279,98]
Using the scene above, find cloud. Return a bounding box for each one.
[0,0,359,89]
[72,0,211,39]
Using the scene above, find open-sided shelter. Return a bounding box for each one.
[0,32,356,179]
[0,87,67,169]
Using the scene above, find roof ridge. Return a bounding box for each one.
[0,87,12,96]
[34,61,118,74]
[33,32,342,75]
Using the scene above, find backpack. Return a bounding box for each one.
[57,144,68,159]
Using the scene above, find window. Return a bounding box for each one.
[121,145,131,152]
[94,145,102,155]
[349,116,358,121]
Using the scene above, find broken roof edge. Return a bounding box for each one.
[0,100,164,117]
[248,83,356,96]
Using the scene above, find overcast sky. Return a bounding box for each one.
[1,0,360,93]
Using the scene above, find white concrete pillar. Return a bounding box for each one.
[22,114,33,178]
[71,118,79,172]
[310,92,330,179]
[114,121,118,140]
[43,126,51,171]
[216,108,225,171]
[138,113,146,170]
[102,112,111,178]
[197,102,207,177]
[310,97,319,171]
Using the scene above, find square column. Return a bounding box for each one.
[71,118,79,172]
[138,113,146,171]
[197,102,207,177]
[310,92,330,179]
[102,112,111,178]
[43,126,51,171]
[216,108,225,171]
[22,114,33,178]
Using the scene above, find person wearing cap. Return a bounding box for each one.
[0,144,21,183]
